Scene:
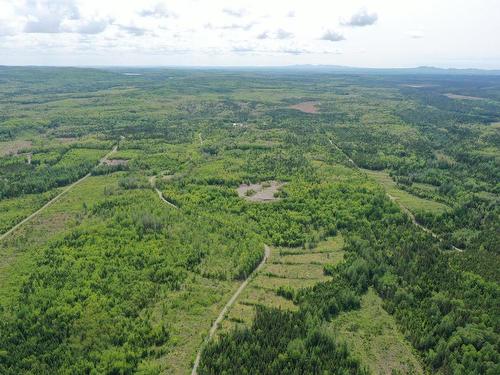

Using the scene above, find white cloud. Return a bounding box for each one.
[118,24,147,36]
[222,7,247,17]
[139,3,175,18]
[320,30,345,42]
[205,22,255,31]
[256,31,269,39]
[23,0,80,33]
[0,0,498,68]
[341,9,378,27]
[275,29,293,39]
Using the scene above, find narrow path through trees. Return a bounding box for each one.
[148,176,178,209]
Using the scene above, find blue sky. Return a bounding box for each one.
[1,0,499,68]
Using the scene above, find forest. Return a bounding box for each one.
[0,66,498,374]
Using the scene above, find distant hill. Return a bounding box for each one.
[269,65,500,76]
[3,64,500,76]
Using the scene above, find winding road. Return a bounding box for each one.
[190,245,271,375]
[148,176,178,209]
[150,175,272,374]
[0,145,118,242]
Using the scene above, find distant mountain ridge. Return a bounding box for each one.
[2,64,500,76]
[271,65,500,75]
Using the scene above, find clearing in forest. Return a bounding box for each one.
[329,288,424,375]
[0,139,32,156]
[237,181,286,202]
[103,158,129,166]
[362,169,449,214]
[444,93,484,100]
[218,236,345,334]
[288,101,320,113]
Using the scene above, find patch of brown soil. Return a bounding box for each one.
[237,181,286,202]
[103,159,129,166]
[289,101,319,114]
[0,140,32,156]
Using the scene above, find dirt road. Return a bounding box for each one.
[191,245,271,375]
[148,176,178,209]
[0,145,117,241]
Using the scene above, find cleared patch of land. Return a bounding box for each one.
[329,288,424,375]
[444,93,484,100]
[289,101,320,113]
[151,276,240,374]
[0,139,32,156]
[103,158,129,166]
[237,181,286,202]
[362,169,449,214]
[401,84,435,88]
[219,236,345,334]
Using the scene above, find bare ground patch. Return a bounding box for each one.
[237,181,286,202]
[288,101,320,114]
[444,93,485,100]
[0,140,32,156]
[103,159,129,166]
[401,84,435,88]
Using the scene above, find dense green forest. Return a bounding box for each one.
[0,67,498,374]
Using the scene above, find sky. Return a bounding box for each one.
[1,0,499,68]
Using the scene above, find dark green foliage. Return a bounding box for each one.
[0,148,106,198]
[200,284,368,375]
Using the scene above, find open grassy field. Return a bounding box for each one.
[218,236,345,335]
[329,288,425,375]
[362,169,449,214]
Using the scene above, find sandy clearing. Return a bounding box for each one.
[103,159,128,166]
[444,93,485,100]
[289,101,320,114]
[237,181,286,202]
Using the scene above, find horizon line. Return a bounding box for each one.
[1,63,500,71]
